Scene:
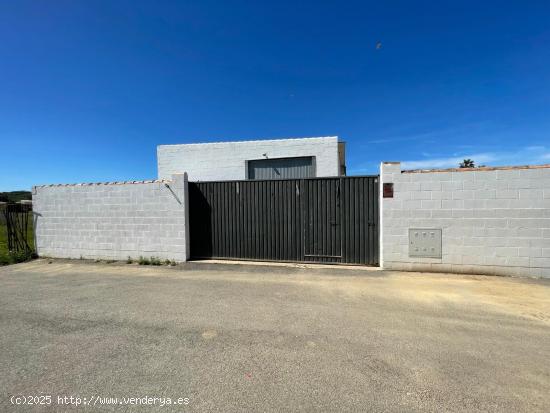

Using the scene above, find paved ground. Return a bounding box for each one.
[1,260,549,412]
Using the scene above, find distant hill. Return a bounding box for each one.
[0,191,32,203]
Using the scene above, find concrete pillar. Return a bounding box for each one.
[379,162,401,269]
[171,173,190,261]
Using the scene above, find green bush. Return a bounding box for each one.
[138,256,150,265]
[137,256,176,266]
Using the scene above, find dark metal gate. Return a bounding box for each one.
[1,203,34,254]
[188,176,379,265]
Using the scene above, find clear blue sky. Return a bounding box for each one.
[1,1,549,191]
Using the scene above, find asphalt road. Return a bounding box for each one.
[1,260,549,412]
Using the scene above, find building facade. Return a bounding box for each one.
[157,136,345,181]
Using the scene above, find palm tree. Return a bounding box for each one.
[459,159,475,168]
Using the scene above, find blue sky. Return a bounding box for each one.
[1,1,549,191]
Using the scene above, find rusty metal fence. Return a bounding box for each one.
[1,203,34,254]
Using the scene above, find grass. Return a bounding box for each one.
[0,222,7,253]
[0,250,36,266]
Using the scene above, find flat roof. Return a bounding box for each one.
[157,136,339,147]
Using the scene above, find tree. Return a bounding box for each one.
[459,159,475,168]
[0,191,31,203]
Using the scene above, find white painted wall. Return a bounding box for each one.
[380,162,550,278]
[32,174,190,262]
[157,136,341,181]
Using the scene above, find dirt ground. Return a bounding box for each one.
[1,260,549,412]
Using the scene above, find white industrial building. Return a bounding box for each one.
[157,136,346,181]
[30,135,550,278]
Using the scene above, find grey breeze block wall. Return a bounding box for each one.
[380,162,550,278]
[32,174,190,262]
[157,136,341,181]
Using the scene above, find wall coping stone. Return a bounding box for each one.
[402,163,550,174]
[33,179,170,189]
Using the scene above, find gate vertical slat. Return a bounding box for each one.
[221,182,226,257]
[277,180,282,260]
[357,179,368,262]
[209,183,215,256]
[325,180,330,260]
[290,181,295,260]
[236,182,240,258]
[331,180,336,263]
[265,181,270,260]
[347,178,353,263]
[243,182,248,257]
[306,180,311,258]
[210,182,216,256]
[217,182,223,257]
[213,183,220,257]
[282,181,287,260]
[273,180,277,260]
[315,180,320,257]
[356,178,361,264]
[252,182,257,259]
[233,183,237,258]
[262,181,267,260]
[327,180,331,262]
[227,182,232,258]
[252,182,258,256]
[224,182,229,258]
[319,180,324,259]
[317,180,322,260]
[235,182,240,259]
[272,181,277,260]
[285,182,290,260]
[213,182,218,257]
[348,179,351,262]
[335,179,341,263]
[370,178,375,264]
[299,180,305,261]
[350,178,355,263]
[368,177,373,264]
[233,182,238,258]
[227,182,232,257]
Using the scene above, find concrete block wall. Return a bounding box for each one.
[32,174,190,262]
[380,162,550,278]
[157,136,341,181]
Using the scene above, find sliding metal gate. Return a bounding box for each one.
[188,176,379,265]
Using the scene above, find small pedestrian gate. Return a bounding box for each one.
[188,176,379,265]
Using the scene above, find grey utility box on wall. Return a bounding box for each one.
[409,229,442,258]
